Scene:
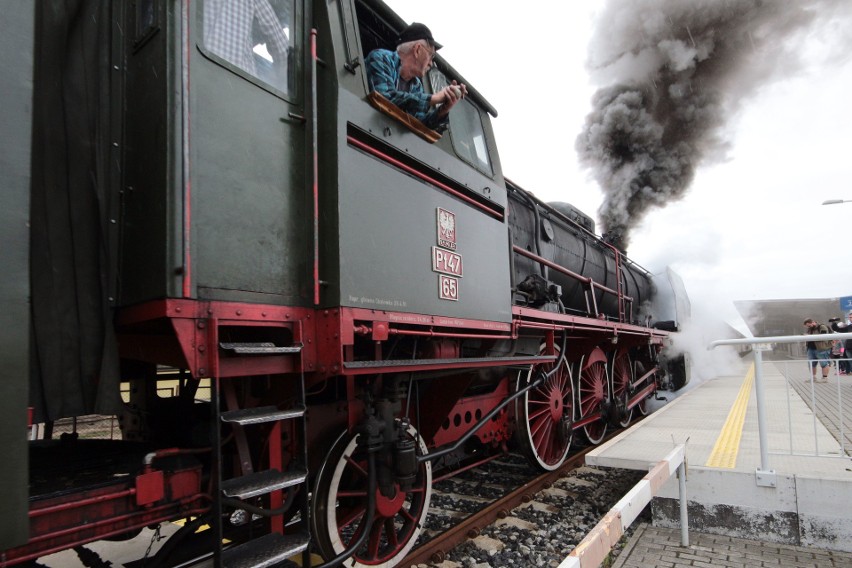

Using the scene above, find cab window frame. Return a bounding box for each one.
[429,69,493,176]
[133,0,160,52]
[195,0,301,103]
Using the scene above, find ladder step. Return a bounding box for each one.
[222,531,310,568]
[221,405,305,425]
[222,469,308,500]
[220,342,303,355]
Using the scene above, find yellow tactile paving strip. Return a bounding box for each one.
[705,364,754,468]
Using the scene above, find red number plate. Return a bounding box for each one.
[432,247,463,277]
[439,275,459,301]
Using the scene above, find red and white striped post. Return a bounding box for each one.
[558,444,688,568]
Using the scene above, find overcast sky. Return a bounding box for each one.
[383,0,852,334]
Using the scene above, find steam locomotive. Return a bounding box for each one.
[0,0,688,566]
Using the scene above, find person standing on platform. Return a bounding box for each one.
[804,318,832,382]
[829,312,852,375]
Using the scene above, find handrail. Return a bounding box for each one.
[709,332,852,484]
[559,444,689,567]
[511,245,634,321]
[310,29,320,305]
[598,241,626,323]
[709,332,852,348]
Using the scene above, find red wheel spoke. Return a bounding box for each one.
[385,517,399,548]
[367,517,383,559]
[337,504,366,530]
[343,454,368,477]
[533,419,551,445]
[528,405,551,422]
[531,387,549,398]
[341,511,366,548]
[530,416,547,438]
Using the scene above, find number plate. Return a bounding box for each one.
[439,275,459,301]
[432,247,463,277]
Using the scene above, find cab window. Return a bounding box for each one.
[430,70,492,175]
[200,0,295,96]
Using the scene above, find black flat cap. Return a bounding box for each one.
[397,22,442,50]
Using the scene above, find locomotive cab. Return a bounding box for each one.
[320,0,513,323]
[118,0,514,322]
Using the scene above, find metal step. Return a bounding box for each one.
[222,469,308,500]
[221,405,306,425]
[222,531,309,568]
[220,342,303,355]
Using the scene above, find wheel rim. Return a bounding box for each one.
[579,356,608,444]
[612,354,633,427]
[312,425,432,567]
[515,357,573,470]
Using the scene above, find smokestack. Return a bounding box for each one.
[576,0,852,249]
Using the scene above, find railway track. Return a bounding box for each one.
[403,425,646,567]
[33,423,647,568]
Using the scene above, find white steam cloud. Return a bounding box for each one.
[576,0,852,250]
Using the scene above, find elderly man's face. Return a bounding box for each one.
[399,41,435,81]
[413,41,435,76]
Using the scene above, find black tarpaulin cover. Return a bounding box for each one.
[30,0,121,422]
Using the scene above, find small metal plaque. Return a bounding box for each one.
[432,247,463,277]
[439,275,459,301]
[437,208,457,250]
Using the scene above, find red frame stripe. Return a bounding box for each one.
[347,136,504,221]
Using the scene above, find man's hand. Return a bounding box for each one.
[432,81,468,115]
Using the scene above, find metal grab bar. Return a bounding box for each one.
[310,29,320,305]
[511,246,634,321]
[709,332,852,486]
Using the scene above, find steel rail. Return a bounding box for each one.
[400,423,643,566]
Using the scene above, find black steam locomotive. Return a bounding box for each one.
[0,0,687,566]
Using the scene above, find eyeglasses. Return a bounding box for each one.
[419,43,436,62]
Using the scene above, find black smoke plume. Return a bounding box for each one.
[576,0,852,250]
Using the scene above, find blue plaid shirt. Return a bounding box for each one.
[364,49,447,130]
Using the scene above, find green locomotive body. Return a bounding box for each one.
[0,1,686,566]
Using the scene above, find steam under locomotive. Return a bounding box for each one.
[0,0,688,566]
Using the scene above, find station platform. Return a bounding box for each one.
[612,524,852,568]
[587,356,852,560]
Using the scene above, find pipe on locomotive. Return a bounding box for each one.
[506,179,658,324]
[512,185,549,281]
[414,328,569,465]
[312,436,378,568]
